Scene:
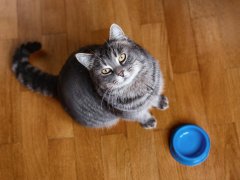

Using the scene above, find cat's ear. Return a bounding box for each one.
[75,53,94,70]
[109,23,126,40]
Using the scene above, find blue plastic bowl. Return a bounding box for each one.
[170,125,210,166]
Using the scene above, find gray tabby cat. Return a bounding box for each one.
[12,24,169,129]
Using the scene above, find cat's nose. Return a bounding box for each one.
[115,67,125,77]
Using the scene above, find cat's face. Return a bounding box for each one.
[75,24,148,91]
[90,40,143,90]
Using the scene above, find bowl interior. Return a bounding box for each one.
[175,128,206,158]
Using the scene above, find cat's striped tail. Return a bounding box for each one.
[12,42,58,97]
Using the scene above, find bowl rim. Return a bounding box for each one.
[171,124,211,165]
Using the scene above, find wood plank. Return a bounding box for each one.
[192,16,232,124]
[65,0,92,53]
[209,123,240,179]
[0,143,25,180]
[10,76,22,143]
[226,68,240,136]
[17,0,42,41]
[21,92,49,180]
[0,40,22,144]
[0,40,15,144]
[41,0,66,34]
[172,71,208,127]
[188,0,217,19]
[163,0,198,73]
[0,144,14,180]
[0,0,18,39]
[90,0,115,31]
[127,124,159,180]
[48,138,77,180]
[101,134,132,180]
[217,0,240,69]
[153,130,179,179]
[101,121,127,136]
[73,125,104,180]
[12,143,25,180]
[90,28,109,45]
[189,0,240,69]
[140,0,164,24]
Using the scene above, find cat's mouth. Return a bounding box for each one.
[113,65,141,89]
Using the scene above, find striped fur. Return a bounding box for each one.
[12,24,168,129]
[12,42,58,97]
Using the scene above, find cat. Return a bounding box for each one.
[12,24,169,129]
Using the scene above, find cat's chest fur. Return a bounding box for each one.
[108,59,161,113]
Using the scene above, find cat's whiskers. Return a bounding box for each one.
[107,89,113,110]
[111,93,116,107]
[113,90,121,108]
[109,94,115,112]
[100,87,113,110]
[107,81,118,109]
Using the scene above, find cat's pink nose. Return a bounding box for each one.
[115,67,125,77]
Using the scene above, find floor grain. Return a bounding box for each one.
[0,0,239,179]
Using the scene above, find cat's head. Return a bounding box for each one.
[75,24,150,92]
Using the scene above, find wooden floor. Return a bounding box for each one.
[0,0,239,179]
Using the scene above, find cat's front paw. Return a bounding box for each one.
[140,118,157,129]
[158,95,169,110]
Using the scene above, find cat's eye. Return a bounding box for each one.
[101,68,112,75]
[118,53,126,64]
